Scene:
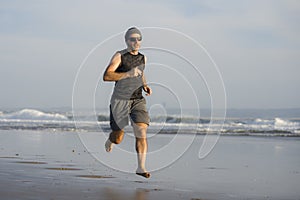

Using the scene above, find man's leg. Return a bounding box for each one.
[105,130,124,152]
[132,122,150,178]
[106,99,129,152]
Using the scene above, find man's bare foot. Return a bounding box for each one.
[105,139,114,152]
[136,169,150,178]
[136,172,151,178]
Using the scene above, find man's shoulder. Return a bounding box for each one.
[138,52,144,57]
[117,49,128,56]
[117,49,144,57]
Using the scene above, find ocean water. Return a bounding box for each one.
[0,108,299,137]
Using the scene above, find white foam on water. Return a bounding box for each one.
[0,109,299,136]
[274,118,298,127]
[0,109,68,121]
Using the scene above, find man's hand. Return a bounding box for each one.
[127,67,142,78]
[143,85,152,96]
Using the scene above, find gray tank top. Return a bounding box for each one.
[112,49,145,100]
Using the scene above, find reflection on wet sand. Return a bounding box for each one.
[76,175,115,179]
[102,187,154,200]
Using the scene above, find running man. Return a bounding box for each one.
[103,27,152,178]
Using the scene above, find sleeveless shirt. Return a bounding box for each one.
[112,49,145,100]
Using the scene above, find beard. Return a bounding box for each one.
[126,42,140,51]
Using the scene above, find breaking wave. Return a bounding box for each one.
[0,109,299,137]
[0,109,68,121]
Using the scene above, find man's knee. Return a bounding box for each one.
[133,123,148,138]
[109,130,124,144]
[135,122,148,128]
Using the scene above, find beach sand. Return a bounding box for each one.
[0,130,299,200]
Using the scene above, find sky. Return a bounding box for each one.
[0,0,299,110]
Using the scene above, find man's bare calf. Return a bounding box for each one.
[105,130,124,152]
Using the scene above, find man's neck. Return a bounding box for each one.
[127,48,138,55]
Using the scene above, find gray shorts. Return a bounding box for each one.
[110,97,150,131]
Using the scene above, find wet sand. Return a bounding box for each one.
[0,130,299,200]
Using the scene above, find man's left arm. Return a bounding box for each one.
[142,74,152,96]
[142,56,152,96]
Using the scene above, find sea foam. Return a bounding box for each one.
[0,109,299,136]
[0,109,68,121]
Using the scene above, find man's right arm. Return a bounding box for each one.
[103,52,142,81]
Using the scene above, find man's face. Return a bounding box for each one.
[126,33,142,51]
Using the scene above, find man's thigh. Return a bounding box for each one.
[130,98,150,126]
[110,99,131,131]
